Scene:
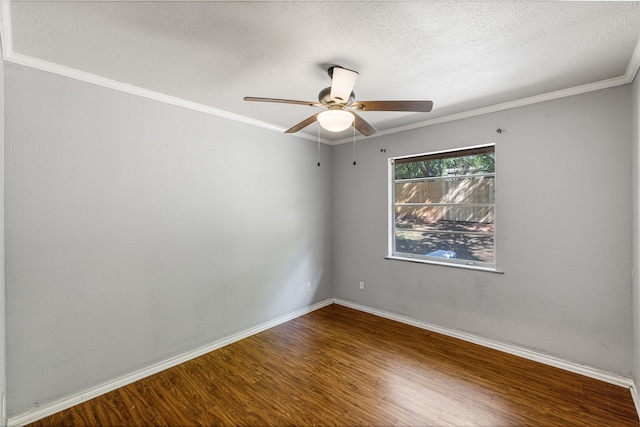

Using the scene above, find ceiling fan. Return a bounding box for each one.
[244,66,433,137]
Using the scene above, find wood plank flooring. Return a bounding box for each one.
[29,304,638,426]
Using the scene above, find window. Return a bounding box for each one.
[389,144,495,269]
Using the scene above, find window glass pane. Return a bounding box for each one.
[394,151,495,179]
[395,176,495,205]
[391,145,495,267]
[395,206,495,228]
[394,229,494,263]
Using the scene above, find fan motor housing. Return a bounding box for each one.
[319,87,355,107]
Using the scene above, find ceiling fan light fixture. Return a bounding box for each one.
[244,65,431,136]
[317,110,354,132]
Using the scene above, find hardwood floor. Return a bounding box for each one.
[29,304,638,426]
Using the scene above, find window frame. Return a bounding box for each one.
[388,143,497,271]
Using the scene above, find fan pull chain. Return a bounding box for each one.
[352,124,357,166]
[317,125,321,167]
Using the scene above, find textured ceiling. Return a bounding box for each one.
[4,1,640,142]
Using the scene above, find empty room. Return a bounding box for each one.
[1,1,640,426]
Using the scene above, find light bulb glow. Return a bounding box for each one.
[317,110,354,132]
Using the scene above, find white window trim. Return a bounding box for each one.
[384,255,504,274]
[388,143,499,272]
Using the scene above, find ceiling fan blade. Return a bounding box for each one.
[352,112,378,137]
[285,113,321,133]
[330,66,358,104]
[244,97,322,107]
[350,100,433,112]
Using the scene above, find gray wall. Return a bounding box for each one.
[333,85,633,376]
[0,49,6,427]
[633,75,640,388]
[4,63,333,417]
[3,59,636,419]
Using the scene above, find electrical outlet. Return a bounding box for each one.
[306,282,311,292]
[359,281,365,291]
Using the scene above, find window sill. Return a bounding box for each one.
[384,256,504,274]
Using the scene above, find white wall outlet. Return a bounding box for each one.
[306,282,311,292]
[359,281,365,290]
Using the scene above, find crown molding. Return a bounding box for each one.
[4,52,331,144]
[327,37,640,146]
[331,74,634,145]
[0,3,638,146]
[626,36,640,82]
[0,0,328,145]
[0,0,13,59]
[9,47,633,147]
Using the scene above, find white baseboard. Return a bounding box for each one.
[7,299,333,427]
[630,382,640,420]
[10,298,639,426]
[334,299,636,389]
